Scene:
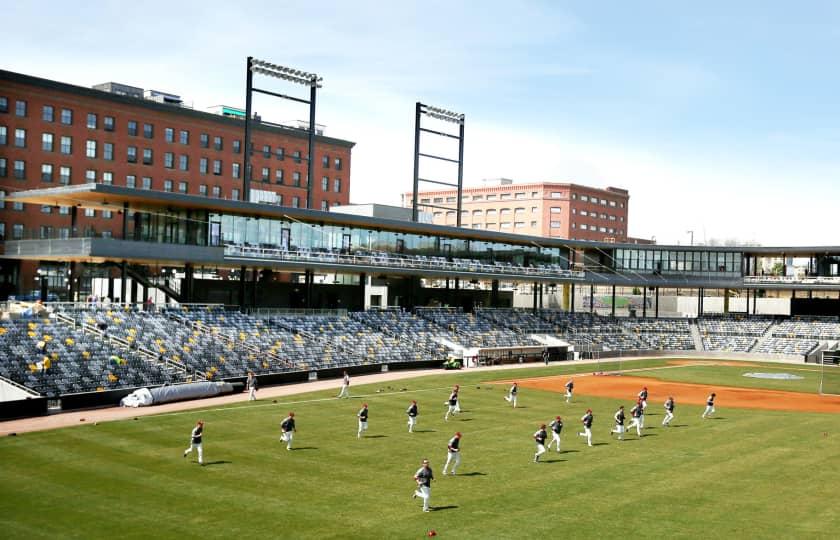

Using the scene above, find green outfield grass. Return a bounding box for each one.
[626,362,826,394]
[2,359,840,539]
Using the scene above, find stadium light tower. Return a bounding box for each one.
[411,102,465,225]
[686,230,694,246]
[243,57,322,208]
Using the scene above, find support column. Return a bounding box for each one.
[723,288,730,314]
[745,289,749,316]
[611,285,616,317]
[142,283,148,305]
[67,262,77,302]
[454,278,460,290]
[655,287,659,318]
[70,206,78,237]
[120,261,127,304]
[562,283,570,311]
[538,283,543,309]
[532,282,538,312]
[305,270,313,309]
[570,284,576,313]
[590,284,594,314]
[697,288,703,317]
[238,265,247,311]
[491,280,499,308]
[108,276,115,302]
[359,273,367,310]
[130,274,138,304]
[809,290,813,299]
[251,267,258,308]
[121,202,128,239]
[642,287,647,318]
[753,290,757,315]
[183,263,194,304]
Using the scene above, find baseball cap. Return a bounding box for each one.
[540,424,546,429]
[556,416,561,420]
[455,432,462,437]
[362,403,368,407]
[412,400,417,404]
[586,408,592,413]
[289,412,294,417]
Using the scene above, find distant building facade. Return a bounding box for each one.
[403,179,630,242]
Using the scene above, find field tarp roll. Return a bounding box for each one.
[149,382,235,405]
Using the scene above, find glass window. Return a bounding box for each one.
[141,176,152,190]
[164,127,174,143]
[276,147,285,160]
[213,159,222,175]
[211,185,221,198]
[102,210,113,219]
[262,144,271,158]
[334,157,342,170]
[13,160,25,179]
[84,208,95,217]
[102,171,113,185]
[85,139,97,158]
[321,176,328,190]
[333,178,341,193]
[292,171,301,186]
[60,136,72,155]
[275,169,284,184]
[0,125,5,145]
[127,146,137,163]
[178,181,188,193]
[59,166,71,184]
[0,96,6,113]
[41,163,53,182]
[60,108,72,125]
[14,128,26,147]
[199,158,208,174]
[179,130,189,144]
[0,158,5,177]
[321,200,329,211]
[232,139,241,154]
[292,150,301,163]
[164,152,174,168]
[292,196,300,208]
[163,179,173,192]
[179,155,189,171]
[199,184,208,196]
[232,188,240,200]
[86,113,97,129]
[143,123,153,138]
[200,133,209,148]
[261,167,270,182]
[232,162,240,179]
[126,175,136,188]
[322,155,330,168]
[85,169,96,183]
[104,116,115,131]
[142,148,152,165]
[12,224,24,240]
[104,142,114,161]
[42,105,54,122]
[16,100,27,117]
[128,121,138,136]
[214,136,223,151]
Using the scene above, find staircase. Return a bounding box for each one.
[689,321,704,351]
[749,321,779,352]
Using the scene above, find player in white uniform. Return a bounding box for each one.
[453,384,462,414]
[246,371,258,401]
[357,403,369,438]
[662,396,675,426]
[280,412,296,450]
[578,409,594,447]
[183,420,204,465]
[565,379,574,403]
[637,387,648,427]
[548,416,563,452]
[627,401,643,437]
[610,405,626,440]
[702,392,716,418]
[444,386,459,421]
[413,459,434,512]
[337,371,350,398]
[534,424,548,462]
[442,432,462,475]
[406,400,418,433]
[504,382,518,408]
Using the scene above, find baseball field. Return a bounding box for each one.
[2,358,840,539]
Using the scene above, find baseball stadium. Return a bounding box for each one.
[1,180,840,538]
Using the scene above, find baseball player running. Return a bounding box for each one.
[702,392,716,418]
[565,379,574,403]
[246,371,258,401]
[662,396,675,426]
[337,371,351,399]
[413,459,434,512]
[638,386,648,427]
[357,403,369,438]
[548,416,563,452]
[442,432,462,475]
[627,401,643,437]
[534,424,548,462]
[280,412,296,450]
[578,408,594,447]
[407,400,419,433]
[504,382,518,408]
[610,405,626,440]
[183,420,204,465]
[444,386,459,421]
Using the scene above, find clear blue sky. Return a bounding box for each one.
[5,1,840,246]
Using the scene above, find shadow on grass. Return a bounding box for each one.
[667,424,688,428]
[591,442,608,447]
[291,446,318,451]
[457,472,487,477]
[432,505,459,512]
[541,459,566,463]
[640,433,658,438]
[457,418,475,422]
[201,460,231,467]
[364,435,388,439]
[561,449,580,454]
[413,429,436,433]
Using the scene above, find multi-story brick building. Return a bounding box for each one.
[403,178,629,242]
[0,69,354,297]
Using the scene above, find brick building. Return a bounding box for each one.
[0,69,354,298]
[403,179,629,242]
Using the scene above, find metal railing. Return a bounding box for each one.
[745,275,840,285]
[224,244,585,280]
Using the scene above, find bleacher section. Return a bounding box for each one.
[1,306,837,397]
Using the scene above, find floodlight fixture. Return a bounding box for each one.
[249,58,323,87]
